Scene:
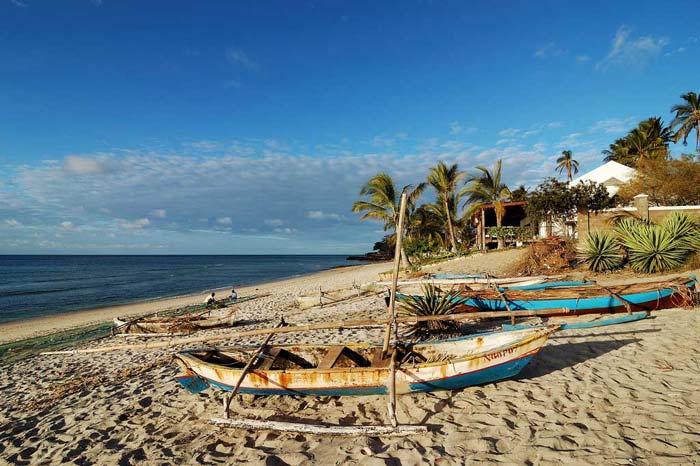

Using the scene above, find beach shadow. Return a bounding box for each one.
[234,319,271,327]
[515,338,640,380]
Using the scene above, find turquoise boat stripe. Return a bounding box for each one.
[501,311,648,331]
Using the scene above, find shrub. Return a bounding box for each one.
[397,284,461,340]
[578,230,624,272]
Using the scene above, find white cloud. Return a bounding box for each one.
[4,219,21,227]
[63,155,107,175]
[498,128,521,137]
[307,210,341,221]
[575,55,591,63]
[547,122,563,129]
[664,47,686,57]
[216,216,232,225]
[225,48,258,70]
[533,42,566,59]
[450,121,477,135]
[10,0,26,6]
[119,218,150,230]
[264,218,283,226]
[151,209,167,218]
[59,221,81,232]
[371,135,397,148]
[596,25,668,71]
[589,117,635,134]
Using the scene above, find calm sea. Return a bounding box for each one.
[0,255,360,324]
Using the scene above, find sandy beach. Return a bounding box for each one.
[2,250,700,465]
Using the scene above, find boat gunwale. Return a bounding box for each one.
[175,326,558,375]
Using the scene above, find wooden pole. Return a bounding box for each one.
[387,349,398,428]
[383,192,408,356]
[41,307,572,355]
[222,320,284,418]
[485,274,516,325]
[583,277,635,314]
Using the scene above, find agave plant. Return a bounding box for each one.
[617,222,688,273]
[397,284,461,340]
[578,230,624,272]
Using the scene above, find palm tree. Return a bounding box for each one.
[352,173,426,267]
[427,162,465,252]
[603,117,671,167]
[556,150,579,182]
[460,159,511,249]
[671,91,700,151]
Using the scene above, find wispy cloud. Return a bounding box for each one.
[119,218,150,230]
[63,155,108,175]
[307,210,341,221]
[450,121,477,135]
[589,117,635,134]
[225,48,259,70]
[4,219,21,227]
[664,47,686,57]
[151,209,167,218]
[575,55,590,63]
[216,216,232,226]
[59,221,81,232]
[10,0,27,7]
[596,25,668,71]
[533,42,567,59]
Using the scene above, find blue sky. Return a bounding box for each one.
[1,0,699,254]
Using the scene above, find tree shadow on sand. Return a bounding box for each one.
[514,338,640,380]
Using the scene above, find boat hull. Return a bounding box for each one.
[174,327,557,397]
[501,311,648,331]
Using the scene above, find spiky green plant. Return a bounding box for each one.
[578,230,624,272]
[617,222,688,273]
[397,284,461,340]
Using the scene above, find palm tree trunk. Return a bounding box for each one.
[567,165,572,182]
[443,196,458,253]
[496,213,504,249]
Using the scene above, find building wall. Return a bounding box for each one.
[578,201,700,237]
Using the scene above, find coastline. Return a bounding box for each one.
[0,260,388,344]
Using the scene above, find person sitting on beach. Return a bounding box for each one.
[230,288,238,300]
[204,292,216,306]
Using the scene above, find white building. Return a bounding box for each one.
[569,160,637,196]
[539,161,637,238]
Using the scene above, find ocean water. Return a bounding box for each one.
[0,255,360,324]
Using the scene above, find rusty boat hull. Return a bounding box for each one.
[174,326,558,397]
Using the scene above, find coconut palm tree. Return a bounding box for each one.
[556,150,579,182]
[460,159,511,249]
[427,162,465,252]
[352,173,426,267]
[603,117,671,167]
[671,91,700,151]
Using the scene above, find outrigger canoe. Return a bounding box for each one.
[502,311,649,331]
[114,312,235,335]
[377,275,548,289]
[398,277,696,316]
[174,326,558,397]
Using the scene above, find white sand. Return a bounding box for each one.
[1,250,699,465]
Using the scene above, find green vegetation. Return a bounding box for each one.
[578,230,623,272]
[427,162,465,252]
[352,173,426,267]
[556,150,579,182]
[671,91,700,151]
[580,212,700,274]
[460,160,512,249]
[603,117,672,167]
[397,283,461,340]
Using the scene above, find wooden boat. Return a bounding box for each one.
[174,326,558,396]
[501,311,648,331]
[114,311,235,335]
[296,285,377,310]
[398,277,696,316]
[376,275,548,290]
